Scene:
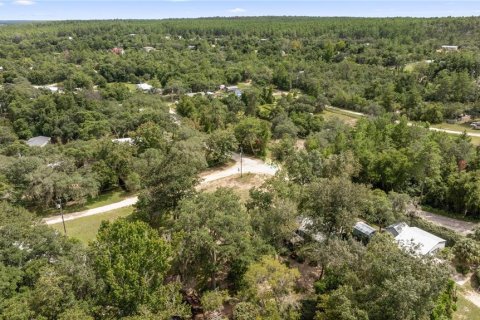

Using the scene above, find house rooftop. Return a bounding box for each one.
[386,222,446,256]
[136,83,153,91]
[26,136,51,147]
[353,221,376,237]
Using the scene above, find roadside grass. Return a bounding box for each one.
[322,109,360,126]
[43,190,132,216]
[431,122,480,135]
[50,206,134,244]
[455,294,480,320]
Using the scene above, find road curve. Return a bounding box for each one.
[44,154,278,225]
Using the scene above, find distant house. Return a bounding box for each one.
[353,221,376,242]
[187,45,196,50]
[441,45,459,52]
[26,136,51,148]
[385,222,446,256]
[471,121,480,130]
[111,47,125,55]
[143,46,155,52]
[136,83,153,91]
[225,86,242,97]
[112,138,134,144]
[186,92,205,97]
[226,85,238,92]
[446,114,471,124]
[33,85,60,93]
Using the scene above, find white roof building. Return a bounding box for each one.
[386,222,446,256]
[136,83,153,91]
[112,138,134,144]
[441,45,458,51]
[33,85,60,93]
[26,136,51,147]
[143,46,155,52]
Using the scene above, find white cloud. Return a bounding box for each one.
[13,0,35,5]
[228,8,246,13]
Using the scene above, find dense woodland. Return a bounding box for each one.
[2,17,480,319]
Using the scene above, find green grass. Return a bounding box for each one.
[455,293,480,320]
[322,109,360,125]
[431,122,480,135]
[50,206,134,244]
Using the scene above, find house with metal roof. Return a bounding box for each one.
[385,222,446,256]
[26,136,51,147]
[353,221,376,243]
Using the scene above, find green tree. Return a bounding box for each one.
[173,188,258,289]
[234,117,271,156]
[242,256,301,320]
[205,128,238,167]
[90,219,177,317]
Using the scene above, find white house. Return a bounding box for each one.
[26,136,51,148]
[441,45,459,52]
[143,46,155,52]
[33,85,60,93]
[112,138,134,144]
[136,83,153,91]
[385,222,446,256]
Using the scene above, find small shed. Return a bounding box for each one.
[26,136,51,147]
[352,221,376,242]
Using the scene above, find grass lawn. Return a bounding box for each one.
[430,122,480,135]
[322,109,360,126]
[50,206,134,244]
[455,293,480,320]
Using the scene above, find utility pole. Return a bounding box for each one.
[240,146,243,178]
[56,199,66,235]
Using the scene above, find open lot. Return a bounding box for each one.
[50,206,134,244]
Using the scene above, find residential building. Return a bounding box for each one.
[26,136,51,148]
[385,222,446,256]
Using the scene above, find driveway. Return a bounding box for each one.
[44,153,278,225]
[414,208,477,235]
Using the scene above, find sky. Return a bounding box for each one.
[1,0,480,20]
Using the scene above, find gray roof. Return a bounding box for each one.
[353,221,376,237]
[385,222,408,237]
[26,136,51,147]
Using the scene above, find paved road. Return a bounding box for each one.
[44,154,277,225]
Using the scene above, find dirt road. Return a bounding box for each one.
[326,105,480,138]
[44,154,277,225]
[414,208,477,235]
